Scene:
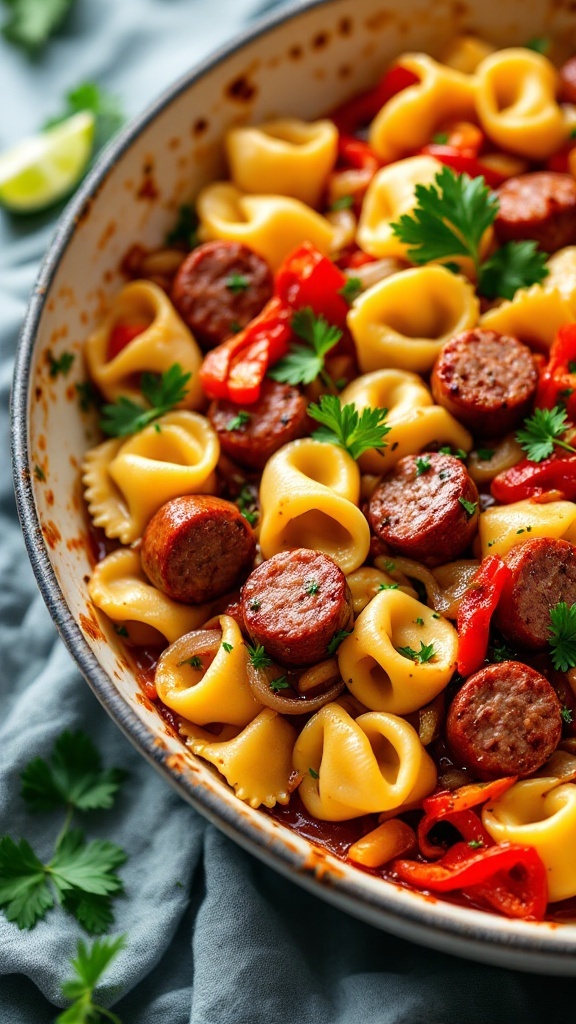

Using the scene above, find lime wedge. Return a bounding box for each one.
[0,111,95,214]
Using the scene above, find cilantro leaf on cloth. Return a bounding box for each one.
[2,0,75,53]
[57,935,126,1024]
[0,836,54,929]
[21,729,126,812]
[45,81,125,152]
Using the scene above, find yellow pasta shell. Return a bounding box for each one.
[478,499,576,559]
[479,285,574,353]
[356,156,441,259]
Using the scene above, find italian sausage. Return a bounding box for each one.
[208,378,309,470]
[495,537,576,649]
[494,172,576,253]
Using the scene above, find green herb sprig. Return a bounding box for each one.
[548,602,576,672]
[100,364,191,437]
[308,394,390,460]
[516,405,576,462]
[268,307,342,388]
[57,934,126,1024]
[396,641,436,664]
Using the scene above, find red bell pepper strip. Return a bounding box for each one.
[335,247,377,270]
[456,555,512,677]
[535,323,576,420]
[336,135,381,175]
[546,141,576,174]
[274,242,351,329]
[107,321,148,360]
[391,842,548,920]
[199,297,292,404]
[418,808,493,860]
[491,452,576,504]
[330,64,420,135]
[419,144,508,188]
[423,777,518,818]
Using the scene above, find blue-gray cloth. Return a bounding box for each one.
[1,2,575,1020]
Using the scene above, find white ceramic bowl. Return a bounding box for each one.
[12,0,576,974]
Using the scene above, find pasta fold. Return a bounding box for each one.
[196,182,335,269]
[479,499,576,559]
[88,548,212,644]
[479,284,574,353]
[337,589,458,715]
[155,615,263,726]
[258,438,370,574]
[356,156,440,259]
[483,778,576,902]
[293,703,437,821]
[85,280,204,407]
[348,266,479,374]
[475,48,566,159]
[369,54,477,162]
[191,708,297,809]
[340,369,472,474]
[225,118,338,208]
[82,411,219,544]
[438,35,495,74]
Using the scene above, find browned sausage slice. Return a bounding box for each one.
[446,661,562,779]
[208,378,309,470]
[431,328,537,436]
[171,240,273,348]
[241,549,353,666]
[559,56,576,105]
[141,495,256,604]
[494,172,576,253]
[495,537,576,649]
[366,453,479,567]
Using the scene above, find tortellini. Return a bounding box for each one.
[88,548,212,644]
[356,156,440,260]
[369,54,477,162]
[196,182,335,269]
[479,284,574,353]
[82,411,219,544]
[225,118,338,208]
[191,708,297,809]
[337,589,458,715]
[85,280,204,407]
[258,438,370,574]
[155,615,262,727]
[475,48,567,160]
[348,266,479,374]
[483,778,576,902]
[293,703,437,821]
[478,499,576,559]
[340,369,472,474]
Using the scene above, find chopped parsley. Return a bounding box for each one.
[179,655,202,669]
[225,273,250,294]
[308,767,319,779]
[221,642,233,654]
[330,194,354,211]
[338,276,362,305]
[48,350,75,378]
[379,583,399,590]
[249,599,261,612]
[396,641,435,664]
[327,629,351,656]
[304,579,320,596]
[459,497,478,517]
[246,643,272,669]
[235,485,259,527]
[226,410,251,431]
[269,676,290,692]
[34,464,46,482]
[268,307,342,388]
[476,447,495,461]
[76,381,98,412]
[548,602,576,672]
[113,624,128,638]
[561,706,574,725]
[415,455,431,476]
[166,204,199,249]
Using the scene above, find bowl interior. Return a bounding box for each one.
[12,0,576,973]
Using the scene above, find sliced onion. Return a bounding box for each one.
[347,256,408,290]
[246,658,344,714]
[467,434,524,485]
[418,692,446,747]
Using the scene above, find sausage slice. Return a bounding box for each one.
[241,549,353,666]
[494,172,576,253]
[208,378,309,470]
[431,328,537,437]
[367,453,479,566]
[171,240,273,348]
[495,537,576,649]
[141,495,256,604]
[446,661,562,779]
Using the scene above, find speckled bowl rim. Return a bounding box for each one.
[10,0,576,973]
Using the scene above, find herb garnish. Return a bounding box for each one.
[166,204,199,249]
[338,277,362,305]
[561,706,574,725]
[379,583,399,590]
[516,405,576,462]
[76,381,98,412]
[34,464,46,482]
[268,307,342,387]
[221,642,233,654]
[226,410,251,431]
[48,350,75,378]
[235,485,259,527]
[225,273,250,294]
[269,676,290,692]
[330,194,354,211]
[2,0,75,53]
[308,767,319,780]
[390,165,548,300]
[179,655,202,669]
[396,641,435,664]
[45,82,124,154]
[476,447,495,461]
[100,364,191,437]
[308,394,390,460]
[57,934,126,1024]
[459,497,478,517]
[327,629,351,656]
[415,455,431,476]
[548,602,576,672]
[246,644,272,669]
[305,580,320,596]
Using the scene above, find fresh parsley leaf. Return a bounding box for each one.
[391,165,497,273]
[166,204,199,249]
[459,497,478,517]
[268,307,342,387]
[45,82,124,154]
[48,350,75,378]
[236,485,259,527]
[61,889,116,936]
[549,602,576,672]
[225,273,250,293]
[308,394,390,460]
[0,836,53,929]
[378,583,399,590]
[524,36,550,54]
[304,579,319,596]
[491,640,515,663]
[246,644,272,669]
[20,730,126,813]
[34,464,46,482]
[476,447,495,461]
[49,829,126,900]
[561,706,574,725]
[478,240,548,300]
[338,276,362,305]
[58,934,126,1024]
[269,676,290,692]
[396,641,436,664]
[2,0,75,53]
[221,642,233,654]
[327,629,351,656]
[415,617,424,626]
[226,410,251,431]
[415,455,431,476]
[516,405,576,462]
[100,363,191,437]
[330,194,354,211]
[439,446,467,460]
[178,655,202,669]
